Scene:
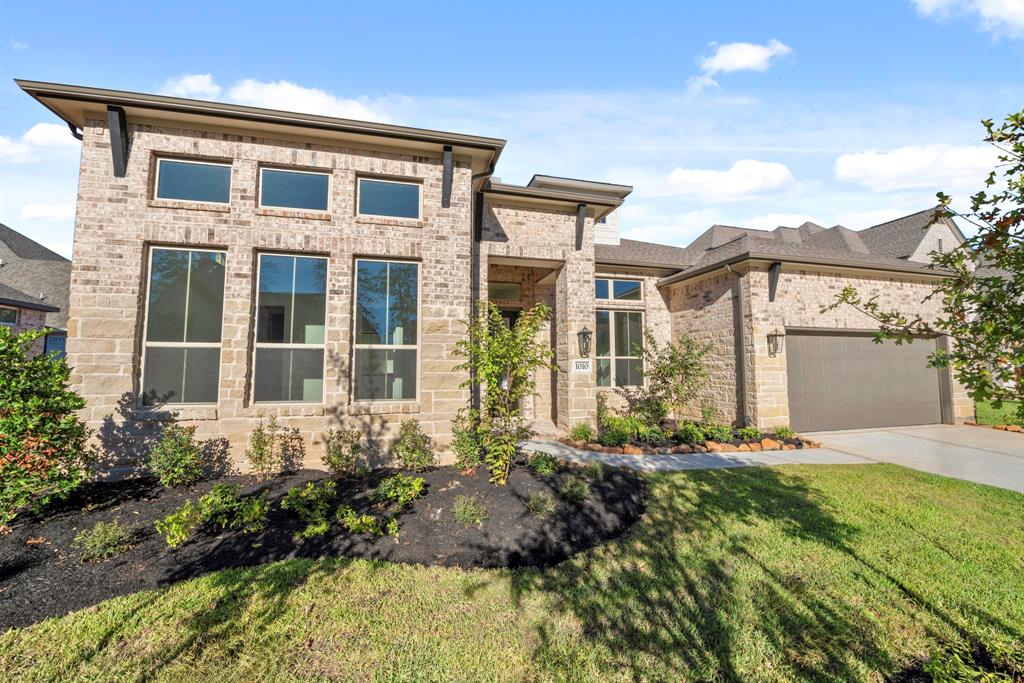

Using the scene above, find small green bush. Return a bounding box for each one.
[450,408,485,470]
[453,495,487,528]
[148,425,205,487]
[676,422,704,445]
[560,475,590,503]
[583,461,606,481]
[700,423,734,443]
[337,505,385,536]
[393,419,436,472]
[73,521,134,561]
[568,423,594,442]
[281,480,337,538]
[773,425,797,440]
[737,426,763,442]
[385,516,400,537]
[525,491,557,518]
[155,483,268,547]
[245,417,304,482]
[322,426,365,478]
[528,451,558,476]
[638,426,667,443]
[374,473,425,508]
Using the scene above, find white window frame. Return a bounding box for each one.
[596,277,644,302]
[0,305,18,326]
[352,257,421,403]
[356,177,423,220]
[154,157,233,205]
[252,252,329,405]
[595,309,645,388]
[258,166,332,212]
[140,245,226,406]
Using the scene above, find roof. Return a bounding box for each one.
[0,224,71,328]
[595,238,696,270]
[527,174,633,199]
[0,223,67,261]
[0,282,59,313]
[484,180,624,220]
[858,206,958,259]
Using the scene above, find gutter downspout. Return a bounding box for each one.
[726,264,749,427]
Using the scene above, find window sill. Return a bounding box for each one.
[256,207,333,221]
[134,405,219,421]
[355,215,424,229]
[250,403,327,417]
[349,401,421,415]
[147,199,231,213]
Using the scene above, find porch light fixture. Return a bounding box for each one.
[577,327,593,357]
[767,328,785,357]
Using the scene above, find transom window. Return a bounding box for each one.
[595,310,644,387]
[353,259,419,401]
[488,281,522,301]
[595,277,642,302]
[142,247,226,404]
[357,178,421,219]
[253,254,328,403]
[0,306,18,325]
[259,168,330,211]
[155,158,231,204]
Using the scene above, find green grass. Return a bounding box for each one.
[976,399,1023,426]
[3,464,1022,681]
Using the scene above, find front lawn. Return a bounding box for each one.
[976,399,1023,426]
[2,463,1021,681]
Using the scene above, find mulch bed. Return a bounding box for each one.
[0,463,645,629]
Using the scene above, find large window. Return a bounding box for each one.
[254,254,328,403]
[0,306,17,325]
[142,247,226,404]
[595,278,642,302]
[357,178,421,219]
[155,159,231,204]
[259,168,330,211]
[353,259,418,401]
[595,310,644,387]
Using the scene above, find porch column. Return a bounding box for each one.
[555,254,597,429]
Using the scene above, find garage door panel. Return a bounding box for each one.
[787,333,942,432]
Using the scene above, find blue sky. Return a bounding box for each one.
[1,0,1022,257]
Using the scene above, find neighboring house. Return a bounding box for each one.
[17,80,973,470]
[0,224,68,356]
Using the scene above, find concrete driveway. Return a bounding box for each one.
[805,425,1024,493]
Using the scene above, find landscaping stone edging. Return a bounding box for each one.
[560,436,822,456]
[964,420,1024,434]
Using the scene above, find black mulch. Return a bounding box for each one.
[0,463,645,629]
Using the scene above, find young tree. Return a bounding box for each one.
[638,330,712,424]
[829,110,1023,423]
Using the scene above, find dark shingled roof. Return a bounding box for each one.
[0,282,59,312]
[595,238,697,270]
[858,206,948,259]
[0,224,71,329]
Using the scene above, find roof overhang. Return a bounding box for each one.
[594,256,684,274]
[16,79,506,188]
[527,174,633,200]
[0,295,59,312]
[483,181,623,220]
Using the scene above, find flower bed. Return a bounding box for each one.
[561,425,821,455]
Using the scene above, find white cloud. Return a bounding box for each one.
[619,205,719,246]
[160,73,222,99]
[665,159,797,201]
[834,144,998,192]
[20,203,75,221]
[0,123,80,164]
[687,39,792,94]
[227,79,389,121]
[912,0,1024,39]
[10,40,29,51]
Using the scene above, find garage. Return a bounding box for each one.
[785,331,945,432]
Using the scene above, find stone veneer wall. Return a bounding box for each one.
[69,116,475,472]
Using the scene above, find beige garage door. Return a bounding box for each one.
[786,332,943,432]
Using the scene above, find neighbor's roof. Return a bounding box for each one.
[0,282,59,313]
[0,223,71,328]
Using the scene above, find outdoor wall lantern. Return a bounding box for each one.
[577,327,593,357]
[767,328,786,357]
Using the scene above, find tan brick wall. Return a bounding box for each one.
[69,116,476,471]
[4,307,49,355]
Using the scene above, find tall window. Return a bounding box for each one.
[142,247,226,404]
[353,259,418,401]
[254,254,327,403]
[155,159,231,204]
[595,310,643,387]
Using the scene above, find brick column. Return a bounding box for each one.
[554,250,596,429]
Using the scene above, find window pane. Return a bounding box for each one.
[488,281,521,301]
[157,159,231,203]
[186,251,226,343]
[596,358,611,387]
[0,308,17,324]
[595,311,610,357]
[595,279,609,300]
[292,256,327,344]
[615,358,644,387]
[614,311,643,357]
[143,346,220,404]
[257,255,295,343]
[254,348,324,402]
[260,169,329,211]
[612,280,641,301]
[354,349,417,400]
[146,249,190,342]
[387,262,418,345]
[355,260,388,345]
[358,179,420,219]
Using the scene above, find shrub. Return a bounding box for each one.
[478,410,532,485]
[560,475,590,503]
[600,422,631,447]
[676,421,704,445]
[155,483,268,547]
[393,419,436,472]
[700,423,734,443]
[737,426,763,442]
[568,423,594,442]
[281,480,336,538]
[596,392,611,429]
[583,461,606,481]
[322,425,365,478]
[374,473,425,508]
[0,328,91,529]
[528,451,558,476]
[638,426,667,443]
[525,491,557,518]
[450,408,485,470]
[148,425,206,487]
[73,521,134,561]
[385,516,400,537]
[337,505,385,536]
[245,417,304,482]
[773,425,797,440]
[453,495,487,528]
[638,330,712,422]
